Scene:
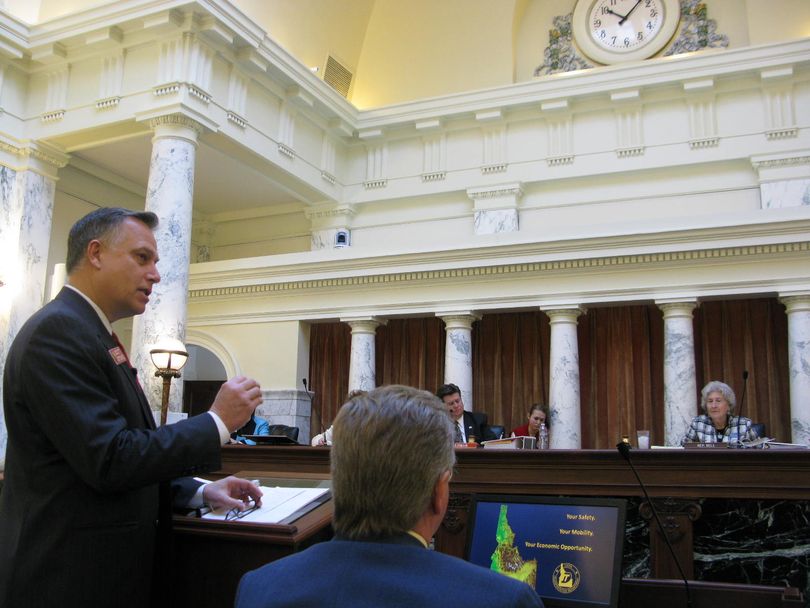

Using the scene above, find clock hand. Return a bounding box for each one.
[605,7,624,19]
[619,0,643,25]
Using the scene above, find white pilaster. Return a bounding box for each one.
[0,142,67,464]
[751,152,810,209]
[304,202,356,250]
[342,316,386,393]
[438,312,481,411]
[131,114,202,416]
[658,300,698,446]
[781,294,810,445]
[467,182,523,236]
[543,306,584,449]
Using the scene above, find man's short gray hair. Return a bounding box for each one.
[66,207,158,274]
[330,385,456,540]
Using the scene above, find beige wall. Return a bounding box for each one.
[236,0,375,82]
[188,321,310,389]
[746,0,810,46]
[2,0,42,23]
[9,0,810,107]
[351,0,520,107]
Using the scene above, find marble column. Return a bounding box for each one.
[0,144,66,464]
[130,115,202,418]
[658,300,698,446]
[342,316,386,392]
[438,312,481,411]
[543,307,584,449]
[781,295,810,445]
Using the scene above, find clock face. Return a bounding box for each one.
[572,0,681,64]
[589,0,664,53]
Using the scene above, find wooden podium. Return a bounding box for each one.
[170,473,333,606]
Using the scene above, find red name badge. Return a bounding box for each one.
[108,346,127,366]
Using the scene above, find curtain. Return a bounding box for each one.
[471,311,551,435]
[375,317,445,392]
[308,318,445,429]
[307,322,351,432]
[694,298,790,441]
[307,297,790,446]
[579,305,664,448]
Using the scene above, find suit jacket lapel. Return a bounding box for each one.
[56,289,157,431]
[99,330,157,430]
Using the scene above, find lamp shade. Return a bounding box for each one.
[149,338,189,372]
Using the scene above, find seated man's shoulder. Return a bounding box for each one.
[422,550,543,606]
[238,541,542,608]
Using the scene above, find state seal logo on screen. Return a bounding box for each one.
[552,563,581,594]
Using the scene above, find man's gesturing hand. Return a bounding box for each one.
[209,375,263,432]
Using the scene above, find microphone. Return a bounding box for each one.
[302,378,322,437]
[734,370,749,447]
[616,442,693,608]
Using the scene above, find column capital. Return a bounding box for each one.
[146,113,204,145]
[436,311,481,330]
[341,316,387,334]
[542,305,585,324]
[657,300,698,318]
[780,294,810,314]
[0,138,69,180]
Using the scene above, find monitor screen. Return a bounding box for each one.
[465,495,626,608]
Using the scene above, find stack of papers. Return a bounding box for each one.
[481,436,536,450]
[202,485,330,524]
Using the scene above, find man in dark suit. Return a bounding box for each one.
[235,385,542,608]
[437,382,482,445]
[0,208,264,608]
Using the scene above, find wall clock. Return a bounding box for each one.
[572,0,681,65]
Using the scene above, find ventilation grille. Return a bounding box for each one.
[323,55,352,98]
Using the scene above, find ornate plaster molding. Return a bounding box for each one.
[751,155,810,170]
[189,241,810,299]
[0,140,69,169]
[303,203,356,221]
[147,113,204,137]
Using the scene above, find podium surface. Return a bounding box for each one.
[171,471,333,606]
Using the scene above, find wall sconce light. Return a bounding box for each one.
[150,338,189,426]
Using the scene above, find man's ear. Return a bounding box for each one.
[431,469,452,516]
[86,239,103,270]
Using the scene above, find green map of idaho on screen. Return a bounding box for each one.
[490,504,538,587]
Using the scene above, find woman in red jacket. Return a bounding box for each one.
[510,403,549,441]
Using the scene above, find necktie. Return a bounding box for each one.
[455,422,463,443]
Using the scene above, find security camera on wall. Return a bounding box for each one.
[335,229,351,248]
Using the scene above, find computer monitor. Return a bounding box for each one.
[465,495,626,608]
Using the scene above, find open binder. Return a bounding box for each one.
[197,475,331,525]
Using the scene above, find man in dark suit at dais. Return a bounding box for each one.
[438,382,483,446]
[0,207,264,608]
[235,385,543,608]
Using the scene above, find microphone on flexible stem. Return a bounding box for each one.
[616,442,693,608]
[302,378,322,436]
[734,370,750,447]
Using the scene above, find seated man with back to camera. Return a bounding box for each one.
[236,385,543,608]
[437,382,482,446]
[682,380,758,445]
